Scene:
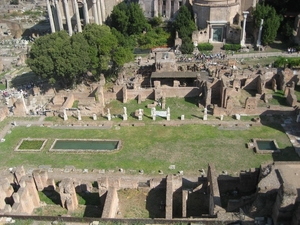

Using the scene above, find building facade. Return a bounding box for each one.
[192,0,258,44]
[46,0,257,44]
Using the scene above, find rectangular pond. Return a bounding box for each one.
[253,139,280,154]
[50,139,121,152]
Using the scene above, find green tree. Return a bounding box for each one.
[172,5,196,39]
[110,2,149,36]
[83,24,118,78]
[180,37,194,54]
[253,3,282,45]
[26,31,90,88]
[137,27,170,49]
[149,15,163,28]
[110,2,129,35]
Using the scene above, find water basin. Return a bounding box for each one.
[50,139,121,152]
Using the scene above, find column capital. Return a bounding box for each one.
[243,11,249,19]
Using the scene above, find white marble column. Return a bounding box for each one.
[63,0,72,36]
[159,0,162,16]
[174,0,179,14]
[209,25,213,42]
[83,0,89,25]
[55,0,63,31]
[100,0,106,22]
[154,0,158,17]
[256,19,263,46]
[73,0,82,32]
[92,0,99,24]
[240,11,249,47]
[96,0,102,25]
[46,0,55,33]
[166,0,171,18]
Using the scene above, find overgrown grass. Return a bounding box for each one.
[0,121,296,175]
[18,140,44,149]
[72,100,79,108]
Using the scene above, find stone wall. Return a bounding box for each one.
[101,187,119,218]
[286,87,298,107]
[61,93,74,110]
[207,164,223,216]
[59,178,78,211]
[0,106,9,122]
[165,175,173,219]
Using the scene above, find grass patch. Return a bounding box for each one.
[18,140,44,149]
[0,123,297,175]
[0,83,6,90]
[105,97,202,122]
[72,100,79,108]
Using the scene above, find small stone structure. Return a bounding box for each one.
[59,178,78,212]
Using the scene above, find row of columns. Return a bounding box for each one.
[46,0,106,35]
[154,0,184,18]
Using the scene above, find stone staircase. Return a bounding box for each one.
[212,43,224,53]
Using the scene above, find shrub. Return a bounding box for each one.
[223,44,241,51]
[197,43,213,51]
[274,57,300,68]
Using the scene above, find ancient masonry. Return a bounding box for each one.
[0,163,300,224]
[45,0,187,35]
[45,0,258,44]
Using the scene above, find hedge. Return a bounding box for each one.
[274,56,300,68]
[223,44,241,51]
[197,43,213,51]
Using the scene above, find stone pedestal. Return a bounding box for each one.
[203,114,207,121]
[138,109,143,121]
[77,110,81,121]
[93,114,97,120]
[63,109,68,121]
[181,115,185,120]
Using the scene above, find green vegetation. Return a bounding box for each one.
[110,2,169,50]
[172,6,196,54]
[253,3,282,46]
[18,140,44,149]
[273,57,300,68]
[198,43,214,51]
[72,100,79,108]
[0,83,6,90]
[223,44,241,51]
[0,116,297,174]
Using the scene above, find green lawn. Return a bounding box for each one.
[0,121,297,175]
[18,140,44,149]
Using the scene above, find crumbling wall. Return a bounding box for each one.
[165,175,174,219]
[101,187,119,218]
[0,177,14,212]
[0,106,9,122]
[61,93,74,110]
[279,68,299,91]
[59,178,78,211]
[285,86,298,107]
[244,96,258,114]
[32,170,55,191]
[207,164,223,216]
[243,74,259,91]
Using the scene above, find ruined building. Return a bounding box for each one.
[46,0,257,44]
[1,163,299,224]
[192,0,258,44]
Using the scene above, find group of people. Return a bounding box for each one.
[177,52,227,62]
[287,47,298,54]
